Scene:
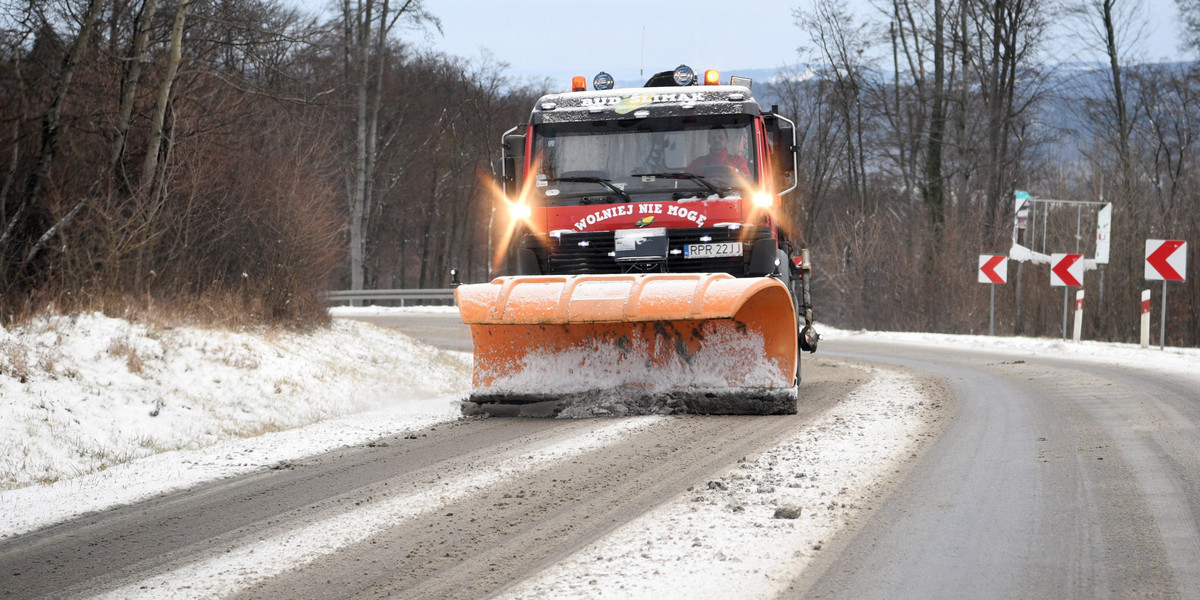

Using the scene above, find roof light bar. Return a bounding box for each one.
[673,64,696,86]
[593,71,615,90]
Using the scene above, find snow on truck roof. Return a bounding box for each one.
[529,85,762,124]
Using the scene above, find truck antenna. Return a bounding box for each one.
[640,27,645,77]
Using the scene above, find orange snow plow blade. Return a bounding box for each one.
[455,273,797,417]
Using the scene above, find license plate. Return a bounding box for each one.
[614,227,668,261]
[683,242,743,259]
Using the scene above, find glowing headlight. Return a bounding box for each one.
[753,193,774,208]
[673,64,696,86]
[593,72,615,91]
[511,203,532,219]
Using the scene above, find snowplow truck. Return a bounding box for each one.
[455,65,818,417]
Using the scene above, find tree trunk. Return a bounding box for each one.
[109,0,160,183]
[924,0,946,236]
[140,0,189,190]
[345,0,426,291]
[1103,0,1130,177]
[348,0,372,292]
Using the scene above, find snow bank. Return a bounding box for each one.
[0,395,465,539]
[0,313,470,491]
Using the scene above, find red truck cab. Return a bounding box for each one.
[500,66,802,281]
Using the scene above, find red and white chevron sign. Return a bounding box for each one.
[1050,253,1083,287]
[978,254,1008,284]
[1145,239,1187,281]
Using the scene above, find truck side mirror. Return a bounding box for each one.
[501,156,516,186]
[502,133,526,200]
[765,108,798,195]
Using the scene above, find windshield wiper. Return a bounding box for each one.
[630,172,726,198]
[547,177,632,203]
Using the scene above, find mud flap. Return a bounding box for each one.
[748,238,780,276]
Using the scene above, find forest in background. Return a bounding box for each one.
[769,0,1199,346]
[0,0,1197,346]
[0,0,540,326]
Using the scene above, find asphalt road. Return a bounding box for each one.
[2,313,1198,599]
[787,339,1200,600]
[350,314,1200,598]
[336,311,474,352]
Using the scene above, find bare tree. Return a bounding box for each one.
[341,0,438,293]
[795,0,874,209]
[924,0,948,234]
[961,0,1049,232]
[1,0,106,266]
[139,0,188,191]
[108,0,159,183]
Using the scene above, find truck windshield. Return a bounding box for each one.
[532,116,757,205]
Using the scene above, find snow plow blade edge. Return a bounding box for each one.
[456,273,798,417]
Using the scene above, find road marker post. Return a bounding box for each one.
[1140,289,1151,349]
[1072,290,1084,342]
[1144,240,1188,350]
[1161,281,1167,350]
[1050,253,1083,341]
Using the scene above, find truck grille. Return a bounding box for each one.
[526,226,773,276]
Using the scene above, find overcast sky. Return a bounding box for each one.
[295,1,1191,83]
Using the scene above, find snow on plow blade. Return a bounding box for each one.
[455,273,797,417]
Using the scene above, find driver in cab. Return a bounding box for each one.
[687,127,749,175]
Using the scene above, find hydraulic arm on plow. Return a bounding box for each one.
[456,65,818,417]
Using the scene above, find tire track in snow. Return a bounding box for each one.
[85,417,663,599]
[495,366,949,600]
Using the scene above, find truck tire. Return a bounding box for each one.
[517,248,541,275]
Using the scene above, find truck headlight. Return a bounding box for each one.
[510,203,532,220]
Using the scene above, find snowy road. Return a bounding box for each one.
[2,310,1199,599]
[0,357,944,599]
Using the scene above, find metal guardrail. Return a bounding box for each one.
[327,288,456,306]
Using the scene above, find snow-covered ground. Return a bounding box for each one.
[0,311,470,536]
[833,326,1200,377]
[2,307,1198,598]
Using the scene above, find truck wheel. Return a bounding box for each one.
[517,248,541,275]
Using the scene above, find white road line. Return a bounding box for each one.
[87,417,663,600]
